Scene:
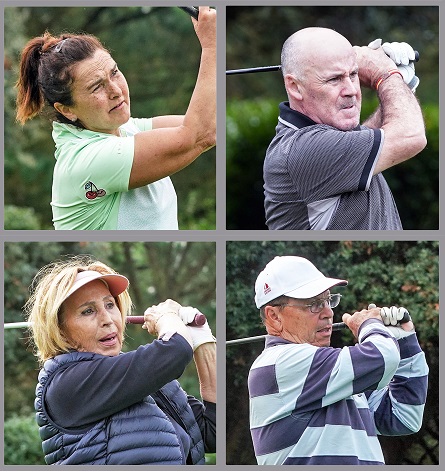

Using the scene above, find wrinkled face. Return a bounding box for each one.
[65,49,130,135]
[61,279,124,356]
[278,291,334,347]
[295,49,361,131]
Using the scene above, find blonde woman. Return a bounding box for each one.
[25,256,216,465]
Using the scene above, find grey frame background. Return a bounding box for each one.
[1,0,443,471]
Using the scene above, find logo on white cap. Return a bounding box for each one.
[254,256,347,308]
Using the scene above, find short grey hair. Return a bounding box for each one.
[281,32,305,81]
[259,295,291,322]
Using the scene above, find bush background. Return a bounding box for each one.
[4,241,216,465]
[226,240,439,465]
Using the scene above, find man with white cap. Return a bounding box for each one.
[248,255,428,465]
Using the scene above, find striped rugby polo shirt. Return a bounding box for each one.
[263,102,403,230]
[248,320,428,465]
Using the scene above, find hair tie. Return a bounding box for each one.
[54,38,68,53]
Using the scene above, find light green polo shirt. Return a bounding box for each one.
[51,118,178,230]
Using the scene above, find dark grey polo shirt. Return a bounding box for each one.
[264,102,403,230]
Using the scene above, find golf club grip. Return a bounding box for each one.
[332,322,347,331]
[179,6,199,20]
[334,310,411,331]
[414,50,420,62]
[126,313,206,327]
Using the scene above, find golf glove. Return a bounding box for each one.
[143,299,188,340]
[381,306,415,340]
[368,304,414,340]
[380,306,408,325]
[179,306,202,325]
[381,41,416,65]
[368,38,419,92]
[187,321,216,351]
[151,299,181,317]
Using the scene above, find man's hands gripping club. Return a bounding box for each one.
[371,303,415,339]
[342,303,415,339]
[368,38,420,92]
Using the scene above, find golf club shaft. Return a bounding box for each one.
[226,65,281,75]
[227,51,419,75]
[126,313,206,327]
[226,322,345,346]
[4,313,206,330]
[226,310,411,346]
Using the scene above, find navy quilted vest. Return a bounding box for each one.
[35,351,205,465]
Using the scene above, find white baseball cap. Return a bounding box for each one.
[63,270,129,302]
[254,256,347,308]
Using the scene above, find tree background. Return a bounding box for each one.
[4,6,216,230]
[226,240,438,465]
[226,6,439,230]
[4,241,216,465]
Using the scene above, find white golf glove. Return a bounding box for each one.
[368,38,419,92]
[179,306,203,325]
[380,306,408,325]
[152,299,181,316]
[187,321,216,351]
[370,304,415,340]
[382,41,416,65]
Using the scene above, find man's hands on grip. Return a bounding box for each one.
[368,38,419,92]
[343,303,415,340]
[377,304,415,339]
[342,306,382,338]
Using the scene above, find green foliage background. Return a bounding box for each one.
[4,241,216,465]
[226,241,438,465]
[4,7,216,230]
[226,6,439,230]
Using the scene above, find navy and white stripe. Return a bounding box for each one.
[248,319,428,465]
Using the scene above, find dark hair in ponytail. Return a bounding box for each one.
[15,31,108,126]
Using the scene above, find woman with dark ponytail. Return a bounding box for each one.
[15,7,216,230]
[16,33,105,126]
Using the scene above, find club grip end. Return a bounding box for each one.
[189,312,207,326]
[179,6,199,20]
[126,316,144,324]
[400,309,411,324]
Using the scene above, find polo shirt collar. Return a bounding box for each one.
[265,334,293,348]
[278,101,361,131]
[279,101,317,128]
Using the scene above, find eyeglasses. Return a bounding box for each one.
[273,293,342,314]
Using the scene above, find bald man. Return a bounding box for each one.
[263,27,426,230]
